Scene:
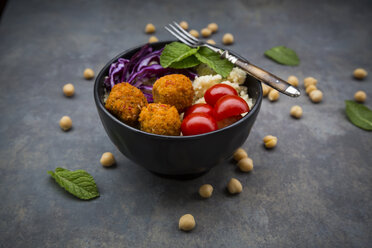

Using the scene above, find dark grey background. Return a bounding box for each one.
[0,0,371,247]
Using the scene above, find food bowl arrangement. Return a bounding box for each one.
[94,41,262,177]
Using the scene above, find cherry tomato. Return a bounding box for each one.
[204,84,238,107]
[181,113,218,136]
[184,103,214,118]
[217,115,242,129]
[213,95,249,121]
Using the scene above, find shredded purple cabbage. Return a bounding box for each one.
[104,44,197,102]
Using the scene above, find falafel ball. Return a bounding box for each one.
[153,74,194,113]
[139,103,181,136]
[105,83,148,126]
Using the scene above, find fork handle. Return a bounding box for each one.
[220,51,300,97]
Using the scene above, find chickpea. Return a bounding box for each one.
[201,28,212,38]
[179,214,196,231]
[305,84,317,95]
[206,39,216,45]
[63,83,75,97]
[237,157,253,172]
[59,116,72,131]
[287,75,299,87]
[262,83,271,97]
[100,152,115,167]
[304,77,318,88]
[227,178,243,194]
[83,68,95,80]
[199,184,213,198]
[145,23,156,34]
[189,29,199,38]
[233,147,248,161]
[353,68,367,80]
[148,36,158,43]
[222,33,234,45]
[268,89,279,102]
[263,135,277,149]
[309,90,323,103]
[290,105,303,119]
[354,90,367,103]
[207,23,218,33]
[179,21,189,30]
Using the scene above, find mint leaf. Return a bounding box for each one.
[159,42,233,76]
[48,167,100,200]
[264,46,300,66]
[345,100,372,131]
[196,63,217,76]
[160,42,199,68]
[168,55,200,69]
[195,47,233,77]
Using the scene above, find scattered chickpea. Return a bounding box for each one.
[189,29,199,38]
[201,28,212,38]
[83,68,95,80]
[309,90,323,103]
[207,23,218,33]
[100,152,116,167]
[304,77,318,88]
[227,178,243,194]
[237,157,253,172]
[63,83,75,97]
[222,33,234,45]
[59,116,72,131]
[145,23,156,34]
[179,21,189,30]
[262,83,271,97]
[305,84,317,95]
[148,36,158,43]
[354,90,367,103]
[268,89,279,102]
[287,75,299,87]
[353,68,367,80]
[206,39,216,45]
[233,147,248,161]
[179,214,196,231]
[290,105,303,119]
[199,184,213,198]
[263,135,277,149]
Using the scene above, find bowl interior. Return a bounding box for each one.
[94,40,262,139]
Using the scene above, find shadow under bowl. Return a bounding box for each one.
[94,41,263,179]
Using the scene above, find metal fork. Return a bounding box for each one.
[165,22,300,97]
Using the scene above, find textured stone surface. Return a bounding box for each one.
[0,0,371,247]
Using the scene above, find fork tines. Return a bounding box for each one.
[165,22,199,47]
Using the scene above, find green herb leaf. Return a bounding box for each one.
[168,55,201,69]
[345,100,372,131]
[48,167,100,200]
[160,42,199,68]
[195,47,234,77]
[195,63,217,76]
[264,46,300,66]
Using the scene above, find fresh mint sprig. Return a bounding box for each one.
[160,42,233,77]
[264,46,300,66]
[160,42,199,68]
[48,167,100,200]
[345,100,372,131]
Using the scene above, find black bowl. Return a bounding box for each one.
[94,41,262,178]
